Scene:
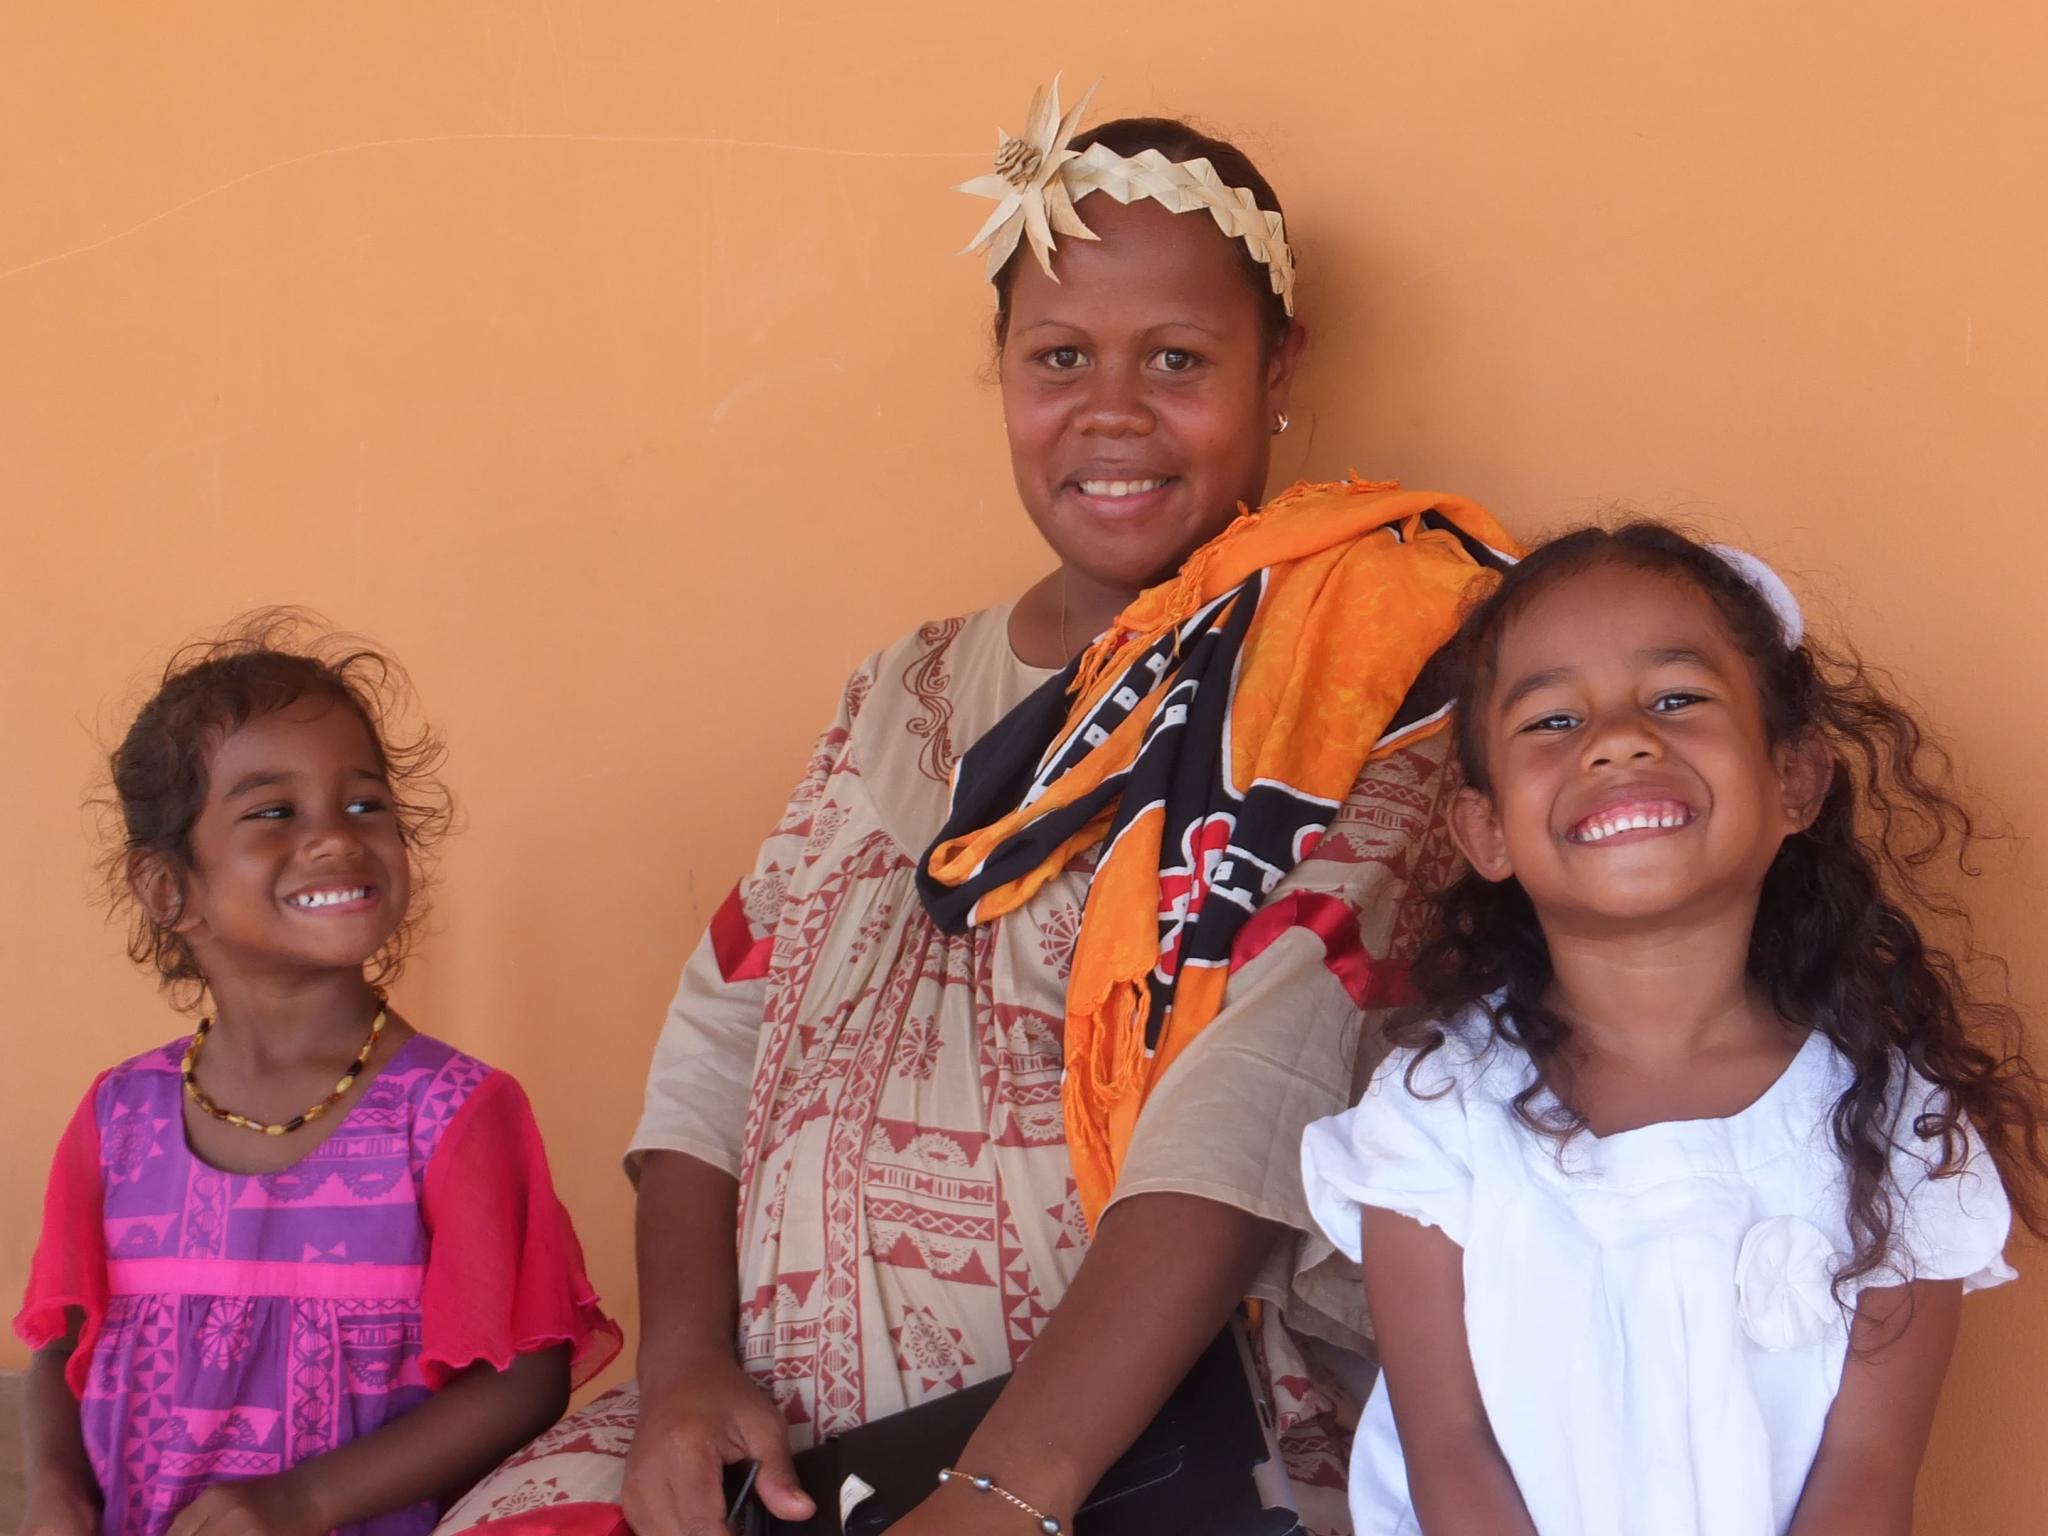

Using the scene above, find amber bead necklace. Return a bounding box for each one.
[181,989,388,1137]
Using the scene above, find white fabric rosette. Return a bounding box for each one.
[1735,1214,1842,1351]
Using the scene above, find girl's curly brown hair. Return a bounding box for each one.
[101,610,451,1005]
[1396,521,2048,1301]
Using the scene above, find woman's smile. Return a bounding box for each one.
[1063,469,1181,522]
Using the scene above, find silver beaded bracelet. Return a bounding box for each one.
[936,1467,1064,1533]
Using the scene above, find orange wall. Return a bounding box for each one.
[3,3,2042,1528]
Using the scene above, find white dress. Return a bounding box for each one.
[1300,1013,2016,1536]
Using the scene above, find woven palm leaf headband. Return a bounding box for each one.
[958,75,1298,316]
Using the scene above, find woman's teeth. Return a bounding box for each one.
[291,887,368,909]
[1569,808,1694,843]
[1078,477,1168,498]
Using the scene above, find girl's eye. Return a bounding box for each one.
[244,805,292,822]
[1039,346,1085,371]
[1651,692,1708,713]
[346,797,390,816]
[1155,348,1201,373]
[1520,713,1580,734]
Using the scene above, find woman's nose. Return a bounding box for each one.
[1075,365,1154,435]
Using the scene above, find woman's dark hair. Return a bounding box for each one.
[101,609,451,1003]
[1396,521,2048,1302]
[990,116,1294,351]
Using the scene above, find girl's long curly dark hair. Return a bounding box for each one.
[101,609,451,1006]
[1397,522,2048,1298]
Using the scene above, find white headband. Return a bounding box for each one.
[1709,544,1805,650]
[957,75,1298,316]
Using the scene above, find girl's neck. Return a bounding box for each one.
[1540,906,1777,1067]
[201,970,386,1072]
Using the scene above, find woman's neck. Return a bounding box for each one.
[1011,566,1145,668]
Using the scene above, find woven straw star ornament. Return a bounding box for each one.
[957,75,1102,281]
[957,74,1297,314]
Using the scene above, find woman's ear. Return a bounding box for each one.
[128,851,196,934]
[1448,785,1515,882]
[1774,735,1835,833]
[1266,321,1307,413]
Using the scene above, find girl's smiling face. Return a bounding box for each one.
[998,195,1303,593]
[166,696,411,981]
[1452,561,1828,934]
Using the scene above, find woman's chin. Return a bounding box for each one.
[1050,501,1243,591]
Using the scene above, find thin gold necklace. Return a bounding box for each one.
[1058,570,1074,658]
[182,990,388,1137]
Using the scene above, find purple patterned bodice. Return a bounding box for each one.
[84,1033,490,1536]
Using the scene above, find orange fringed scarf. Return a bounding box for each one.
[918,479,1520,1226]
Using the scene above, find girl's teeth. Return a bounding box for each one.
[1573,809,1691,843]
[1079,477,1168,498]
[294,887,368,909]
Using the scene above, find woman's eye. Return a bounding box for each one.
[1155,348,1200,373]
[1039,346,1085,371]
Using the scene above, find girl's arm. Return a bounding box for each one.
[165,1347,570,1536]
[886,1190,1282,1536]
[1359,1207,1538,1536]
[1786,1279,1964,1536]
[20,1316,101,1536]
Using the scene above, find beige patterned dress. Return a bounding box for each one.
[437,604,1458,1534]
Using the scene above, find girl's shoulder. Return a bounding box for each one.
[84,1036,190,1117]
[1371,1005,1536,1107]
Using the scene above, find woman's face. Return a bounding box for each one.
[999,196,1303,593]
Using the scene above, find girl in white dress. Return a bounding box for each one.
[1301,523,2048,1536]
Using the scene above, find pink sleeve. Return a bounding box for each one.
[419,1071,623,1391]
[13,1074,111,1399]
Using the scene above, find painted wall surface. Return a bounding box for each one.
[3,3,2042,1528]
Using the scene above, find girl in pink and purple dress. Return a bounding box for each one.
[16,618,621,1536]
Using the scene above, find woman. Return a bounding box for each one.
[441,81,1515,1536]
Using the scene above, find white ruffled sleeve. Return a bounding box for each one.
[1300,1042,1476,1258]
[1887,1071,2017,1293]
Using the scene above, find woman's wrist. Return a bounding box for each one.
[928,1467,1076,1534]
[637,1321,740,1395]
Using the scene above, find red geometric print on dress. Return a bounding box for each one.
[890,1304,977,1397]
[1279,1423,1351,1491]
[995,1188,1053,1365]
[894,1017,943,1080]
[863,1113,999,1286]
[1031,901,1084,983]
[1045,1179,1087,1251]
[815,946,906,1437]
[867,1118,990,1166]
[1315,746,1437,867]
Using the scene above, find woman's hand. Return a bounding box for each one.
[621,1352,816,1536]
[163,1473,323,1536]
